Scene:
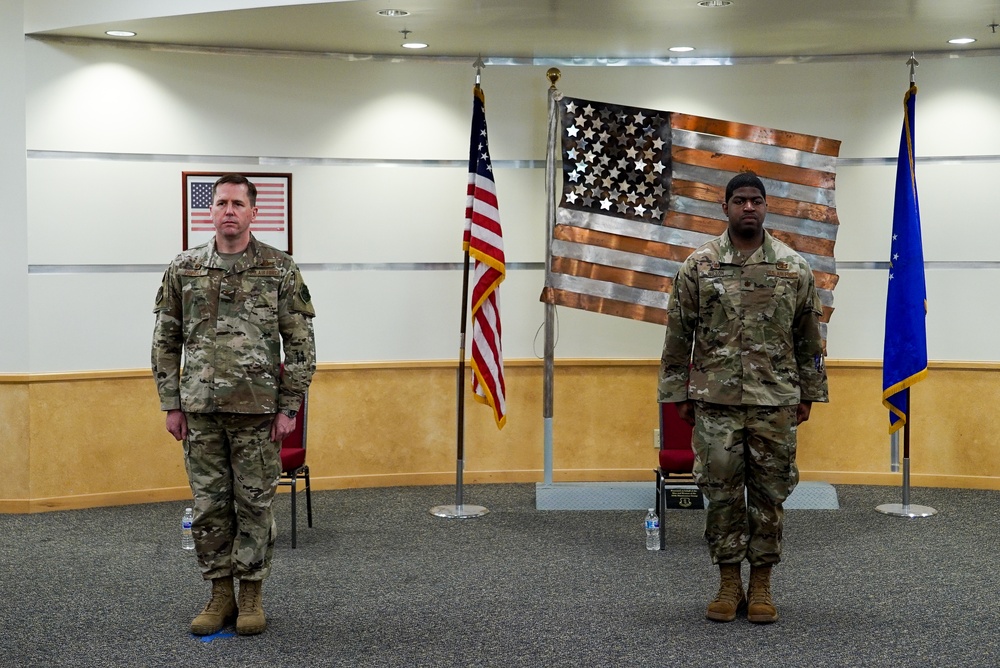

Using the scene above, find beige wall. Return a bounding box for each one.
[2,360,997,513]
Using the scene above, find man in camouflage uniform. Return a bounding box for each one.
[152,173,316,636]
[658,171,828,624]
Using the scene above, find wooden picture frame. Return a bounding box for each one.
[182,172,293,253]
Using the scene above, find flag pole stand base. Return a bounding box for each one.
[430,504,489,519]
[875,503,937,518]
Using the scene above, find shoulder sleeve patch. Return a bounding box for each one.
[291,278,316,317]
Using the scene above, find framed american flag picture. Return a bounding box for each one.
[182,172,293,253]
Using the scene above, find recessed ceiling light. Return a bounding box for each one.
[399,29,427,49]
[948,37,976,44]
[105,30,136,37]
[697,0,732,7]
[377,9,410,18]
[670,46,696,52]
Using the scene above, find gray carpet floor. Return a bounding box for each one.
[0,483,997,667]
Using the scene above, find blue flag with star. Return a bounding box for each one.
[882,85,928,434]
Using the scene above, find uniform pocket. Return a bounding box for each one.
[241,279,279,331]
[700,273,739,330]
[179,274,213,337]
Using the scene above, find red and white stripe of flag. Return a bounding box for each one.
[190,180,287,232]
[465,86,506,429]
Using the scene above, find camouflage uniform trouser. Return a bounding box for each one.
[691,402,799,567]
[183,412,280,581]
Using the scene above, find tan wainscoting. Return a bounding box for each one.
[2,360,999,513]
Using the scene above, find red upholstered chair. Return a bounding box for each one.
[278,390,312,548]
[654,401,696,549]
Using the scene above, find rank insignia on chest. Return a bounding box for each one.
[776,261,789,270]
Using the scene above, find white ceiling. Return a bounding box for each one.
[25,0,1000,62]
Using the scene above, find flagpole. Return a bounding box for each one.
[876,53,935,519]
[431,58,490,519]
[542,67,561,486]
[877,390,935,517]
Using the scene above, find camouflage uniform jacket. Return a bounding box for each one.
[658,230,828,407]
[152,235,316,415]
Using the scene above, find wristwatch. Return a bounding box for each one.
[280,409,298,419]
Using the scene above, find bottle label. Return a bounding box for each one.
[182,521,192,529]
[645,519,659,530]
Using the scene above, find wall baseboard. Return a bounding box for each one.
[5,468,998,514]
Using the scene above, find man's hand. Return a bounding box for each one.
[796,401,813,425]
[165,409,188,441]
[270,412,297,443]
[675,400,695,427]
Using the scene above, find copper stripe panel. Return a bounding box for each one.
[671,113,841,157]
[539,287,832,328]
[814,272,839,291]
[540,287,668,325]
[672,163,837,208]
[557,208,716,248]
[755,229,835,258]
[672,128,837,174]
[550,247,835,305]
[550,238,682,280]
[557,213,838,285]
[544,272,670,310]
[661,211,728,237]
[550,257,674,294]
[554,225,694,264]
[556,223,836,277]
[672,178,839,225]
[672,197,839,242]
[673,146,836,190]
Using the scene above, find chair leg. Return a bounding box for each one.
[290,476,297,549]
[304,465,313,528]
[656,469,666,551]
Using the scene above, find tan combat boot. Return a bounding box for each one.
[236,579,267,635]
[705,563,746,622]
[747,564,778,624]
[190,576,237,635]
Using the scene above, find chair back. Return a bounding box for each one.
[658,402,695,474]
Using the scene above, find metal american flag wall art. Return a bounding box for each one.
[540,97,840,342]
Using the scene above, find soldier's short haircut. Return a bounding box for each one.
[212,173,257,207]
[725,171,766,202]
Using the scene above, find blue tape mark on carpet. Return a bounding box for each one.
[194,630,236,642]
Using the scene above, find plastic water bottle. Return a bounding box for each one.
[645,508,660,551]
[181,507,195,551]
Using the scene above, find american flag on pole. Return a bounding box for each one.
[540,97,841,340]
[465,86,506,429]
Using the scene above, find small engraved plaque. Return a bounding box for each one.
[664,487,704,510]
